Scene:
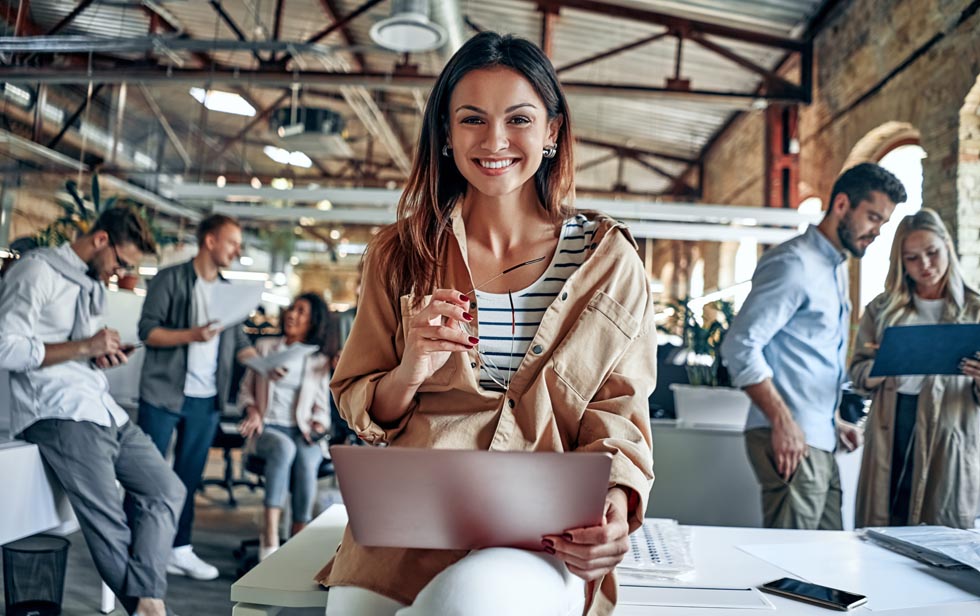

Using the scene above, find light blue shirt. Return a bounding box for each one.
[721,225,850,452]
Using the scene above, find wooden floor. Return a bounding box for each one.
[1,449,338,616]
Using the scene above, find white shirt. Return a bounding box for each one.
[896,295,946,395]
[0,243,128,436]
[264,341,307,427]
[184,276,220,397]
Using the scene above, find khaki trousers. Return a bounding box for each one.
[744,428,842,530]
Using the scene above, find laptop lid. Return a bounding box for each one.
[331,446,613,551]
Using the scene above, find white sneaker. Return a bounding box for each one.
[167,545,219,580]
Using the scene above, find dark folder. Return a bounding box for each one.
[869,324,980,377]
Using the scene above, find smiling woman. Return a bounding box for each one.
[321,32,657,616]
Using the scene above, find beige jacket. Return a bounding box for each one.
[238,336,331,439]
[316,210,657,615]
[849,285,980,529]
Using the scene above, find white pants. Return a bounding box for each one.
[325,547,587,616]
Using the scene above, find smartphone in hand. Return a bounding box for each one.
[121,342,144,355]
[760,577,867,611]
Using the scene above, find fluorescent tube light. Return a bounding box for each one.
[189,87,256,117]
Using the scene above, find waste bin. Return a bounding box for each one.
[2,534,71,616]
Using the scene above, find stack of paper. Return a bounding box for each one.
[243,343,318,376]
[210,283,265,331]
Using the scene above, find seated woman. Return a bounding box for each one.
[239,292,335,559]
[320,32,656,616]
[849,209,980,528]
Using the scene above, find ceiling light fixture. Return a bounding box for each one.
[189,87,256,117]
[369,0,447,53]
[262,145,312,169]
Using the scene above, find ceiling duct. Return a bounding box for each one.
[269,106,353,158]
[369,0,447,52]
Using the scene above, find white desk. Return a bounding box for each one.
[230,506,346,615]
[0,439,77,545]
[230,505,980,615]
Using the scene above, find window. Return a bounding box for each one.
[859,144,925,309]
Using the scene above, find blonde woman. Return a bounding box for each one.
[849,209,980,528]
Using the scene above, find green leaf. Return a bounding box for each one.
[91,173,101,212]
[64,180,84,215]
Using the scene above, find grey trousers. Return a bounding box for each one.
[21,418,186,613]
[744,428,843,530]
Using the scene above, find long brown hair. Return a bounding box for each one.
[368,32,576,303]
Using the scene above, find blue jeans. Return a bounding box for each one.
[255,425,323,523]
[137,396,220,548]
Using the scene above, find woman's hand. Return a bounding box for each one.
[238,407,264,438]
[397,289,476,387]
[542,487,632,582]
[960,352,980,387]
[302,421,328,444]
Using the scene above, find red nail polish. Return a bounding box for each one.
[562,533,573,541]
[462,312,473,321]
[459,294,469,302]
[544,546,556,555]
[466,345,474,350]
[542,538,554,548]
[468,336,479,344]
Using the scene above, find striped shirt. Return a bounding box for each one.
[475,215,597,392]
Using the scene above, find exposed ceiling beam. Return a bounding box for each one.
[575,151,618,173]
[208,0,263,65]
[281,0,384,67]
[44,0,95,36]
[556,30,670,74]
[540,4,558,58]
[47,83,103,149]
[317,0,368,71]
[271,0,285,60]
[543,0,806,52]
[687,32,804,99]
[627,154,696,195]
[311,0,410,175]
[214,91,290,159]
[0,67,807,105]
[576,136,697,165]
[137,85,191,171]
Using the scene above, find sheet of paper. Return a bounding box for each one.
[738,540,980,611]
[210,283,264,331]
[619,585,773,609]
[243,343,318,376]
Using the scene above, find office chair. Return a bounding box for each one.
[200,413,261,508]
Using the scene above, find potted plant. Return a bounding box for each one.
[658,298,750,428]
[34,173,171,291]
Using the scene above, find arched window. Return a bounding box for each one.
[859,144,926,309]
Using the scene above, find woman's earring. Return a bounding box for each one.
[542,144,557,159]
[441,145,452,157]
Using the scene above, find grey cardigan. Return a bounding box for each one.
[138,259,251,413]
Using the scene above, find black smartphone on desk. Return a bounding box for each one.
[760,577,867,611]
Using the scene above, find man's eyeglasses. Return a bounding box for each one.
[109,242,135,274]
[458,256,546,392]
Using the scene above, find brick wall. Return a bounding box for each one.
[702,0,980,287]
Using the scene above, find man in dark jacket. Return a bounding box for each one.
[137,214,265,580]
